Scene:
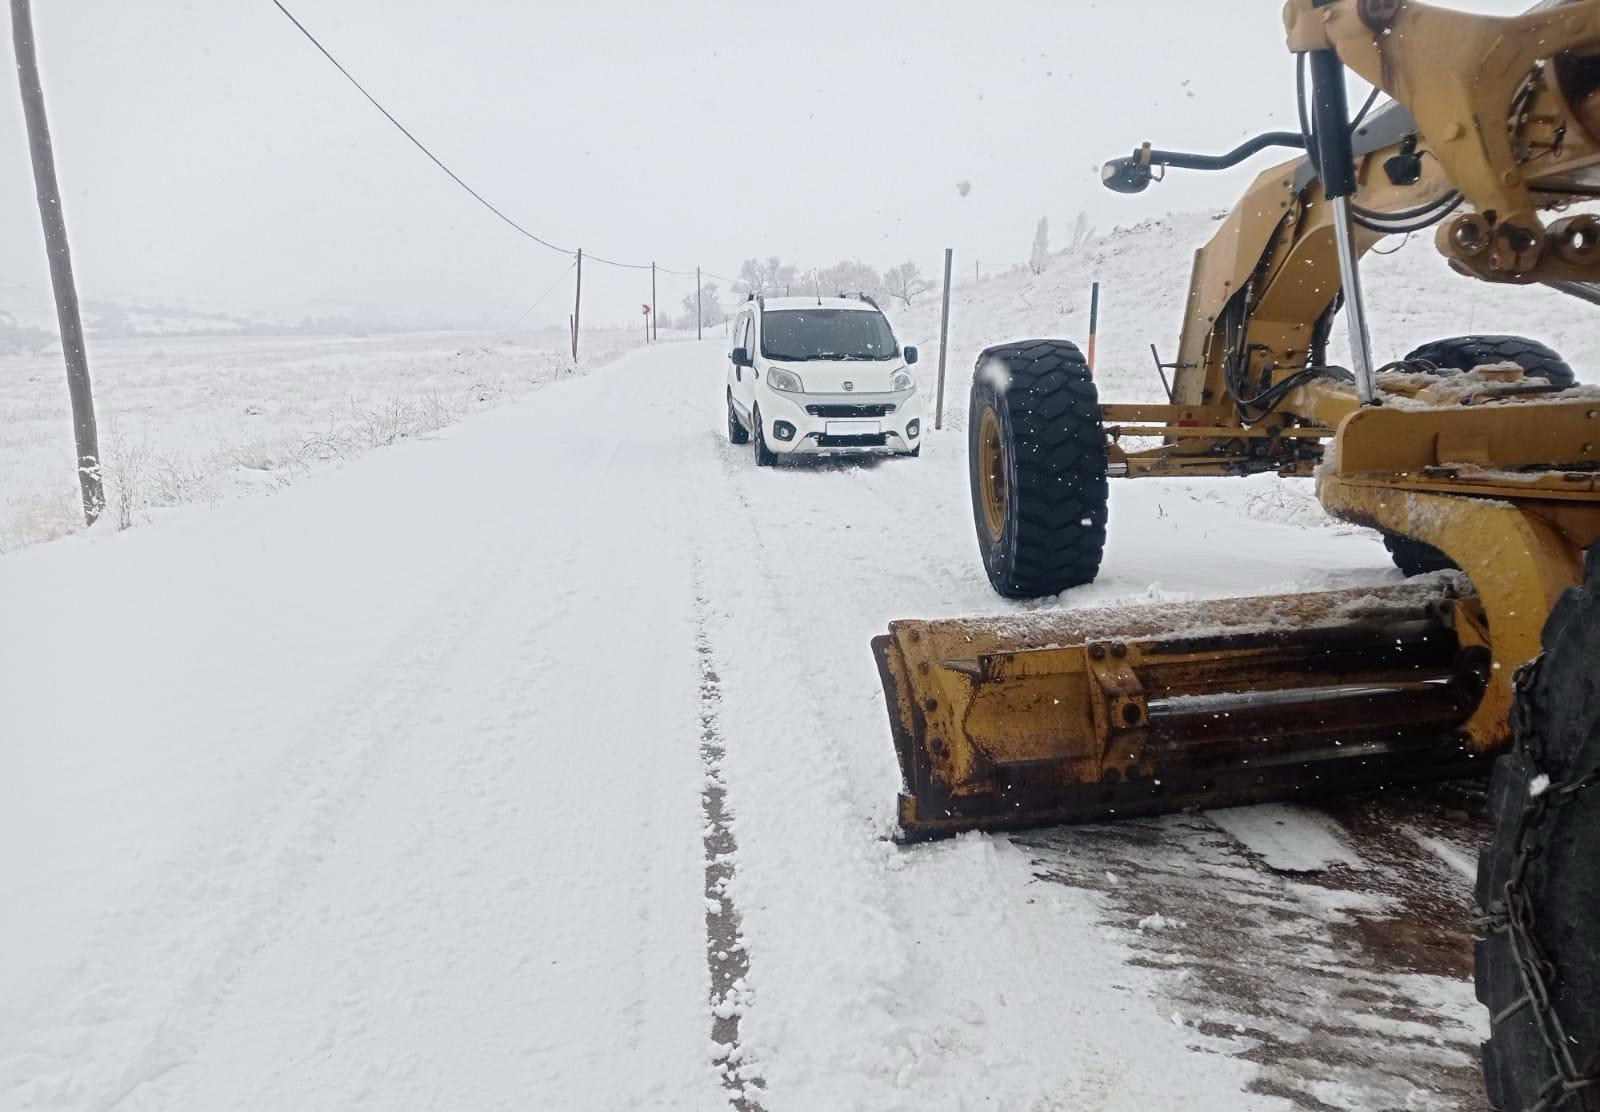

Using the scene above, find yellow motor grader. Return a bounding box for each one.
[874,1,1599,1106]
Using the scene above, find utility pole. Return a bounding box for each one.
[650,262,657,342]
[571,248,582,361]
[13,0,102,524]
[935,247,953,430]
[696,267,702,342]
[1086,281,1101,373]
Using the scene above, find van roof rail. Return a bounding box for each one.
[836,292,881,309]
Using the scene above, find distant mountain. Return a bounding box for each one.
[0,279,474,354]
[0,309,56,355]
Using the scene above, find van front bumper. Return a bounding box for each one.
[756,388,923,456]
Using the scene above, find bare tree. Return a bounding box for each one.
[733,256,799,298]
[883,261,932,308]
[680,281,722,328]
[1068,212,1095,253]
[1029,216,1050,275]
[815,260,884,302]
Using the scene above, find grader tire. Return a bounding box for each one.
[1378,336,1572,579]
[968,339,1108,599]
[1406,335,1576,390]
[1382,531,1456,578]
[1475,545,1600,1111]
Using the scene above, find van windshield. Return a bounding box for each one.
[760,309,899,361]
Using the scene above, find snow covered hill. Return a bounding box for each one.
[0,276,460,354]
[889,210,1600,428]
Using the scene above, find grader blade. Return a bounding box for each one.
[873,578,1493,840]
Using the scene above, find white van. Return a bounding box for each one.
[725,294,922,465]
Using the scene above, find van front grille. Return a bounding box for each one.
[804,404,893,418]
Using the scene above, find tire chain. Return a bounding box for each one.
[1476,655,1600,1111]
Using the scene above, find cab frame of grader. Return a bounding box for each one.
[874,1,1599,1104]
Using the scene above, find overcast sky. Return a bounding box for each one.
[1,0,1535,331]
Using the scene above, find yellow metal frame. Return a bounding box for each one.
[881,0,1600,839]
[1112,0,1600,763]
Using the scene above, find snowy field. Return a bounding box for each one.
[0,328,640,551]
[7,216,1596,1110]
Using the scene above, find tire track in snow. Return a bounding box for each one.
[692,555,766,1111]
[1016,784,1491,1111]
[5,564,520,1112]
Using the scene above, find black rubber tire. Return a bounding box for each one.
[1406,335,1576,390]
[1380,334,1573,579]
[907,445,921,459]
[1475,545,1600,1111]
[727,392,749,444]
[968,339,1108,598]
[752,405,777,467]
[1382,531,1457,577]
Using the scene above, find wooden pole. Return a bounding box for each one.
[696,267,702,342]
[572,248,582,361]
[934,247,953,431]
[650,262,657,342]
[13,0,102,524]
[1086,280,1100,373]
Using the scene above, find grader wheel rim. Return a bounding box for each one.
[978,405,1007,543]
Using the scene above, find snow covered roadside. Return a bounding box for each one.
[2,348,721,1110]
[0,328,640,552]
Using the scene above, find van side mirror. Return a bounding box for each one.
[731,346,752,367]
[903,346,919,365]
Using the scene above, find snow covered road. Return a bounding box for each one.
[3,340,1488,1110]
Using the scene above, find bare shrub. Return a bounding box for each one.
[102,431,151,531]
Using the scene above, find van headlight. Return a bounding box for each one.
[766,366,804,393]
[891,370,914,392]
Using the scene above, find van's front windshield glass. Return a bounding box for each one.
[760,309,898,361]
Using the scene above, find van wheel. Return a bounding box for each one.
[727,393,749,444]
[969,339,1108,598]
[752,406,777,467]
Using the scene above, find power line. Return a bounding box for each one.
[514,259,581,325]
[452,258,579,380]
[268,0,572,255]
[268,0,736,282]
[583,252,652,271]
